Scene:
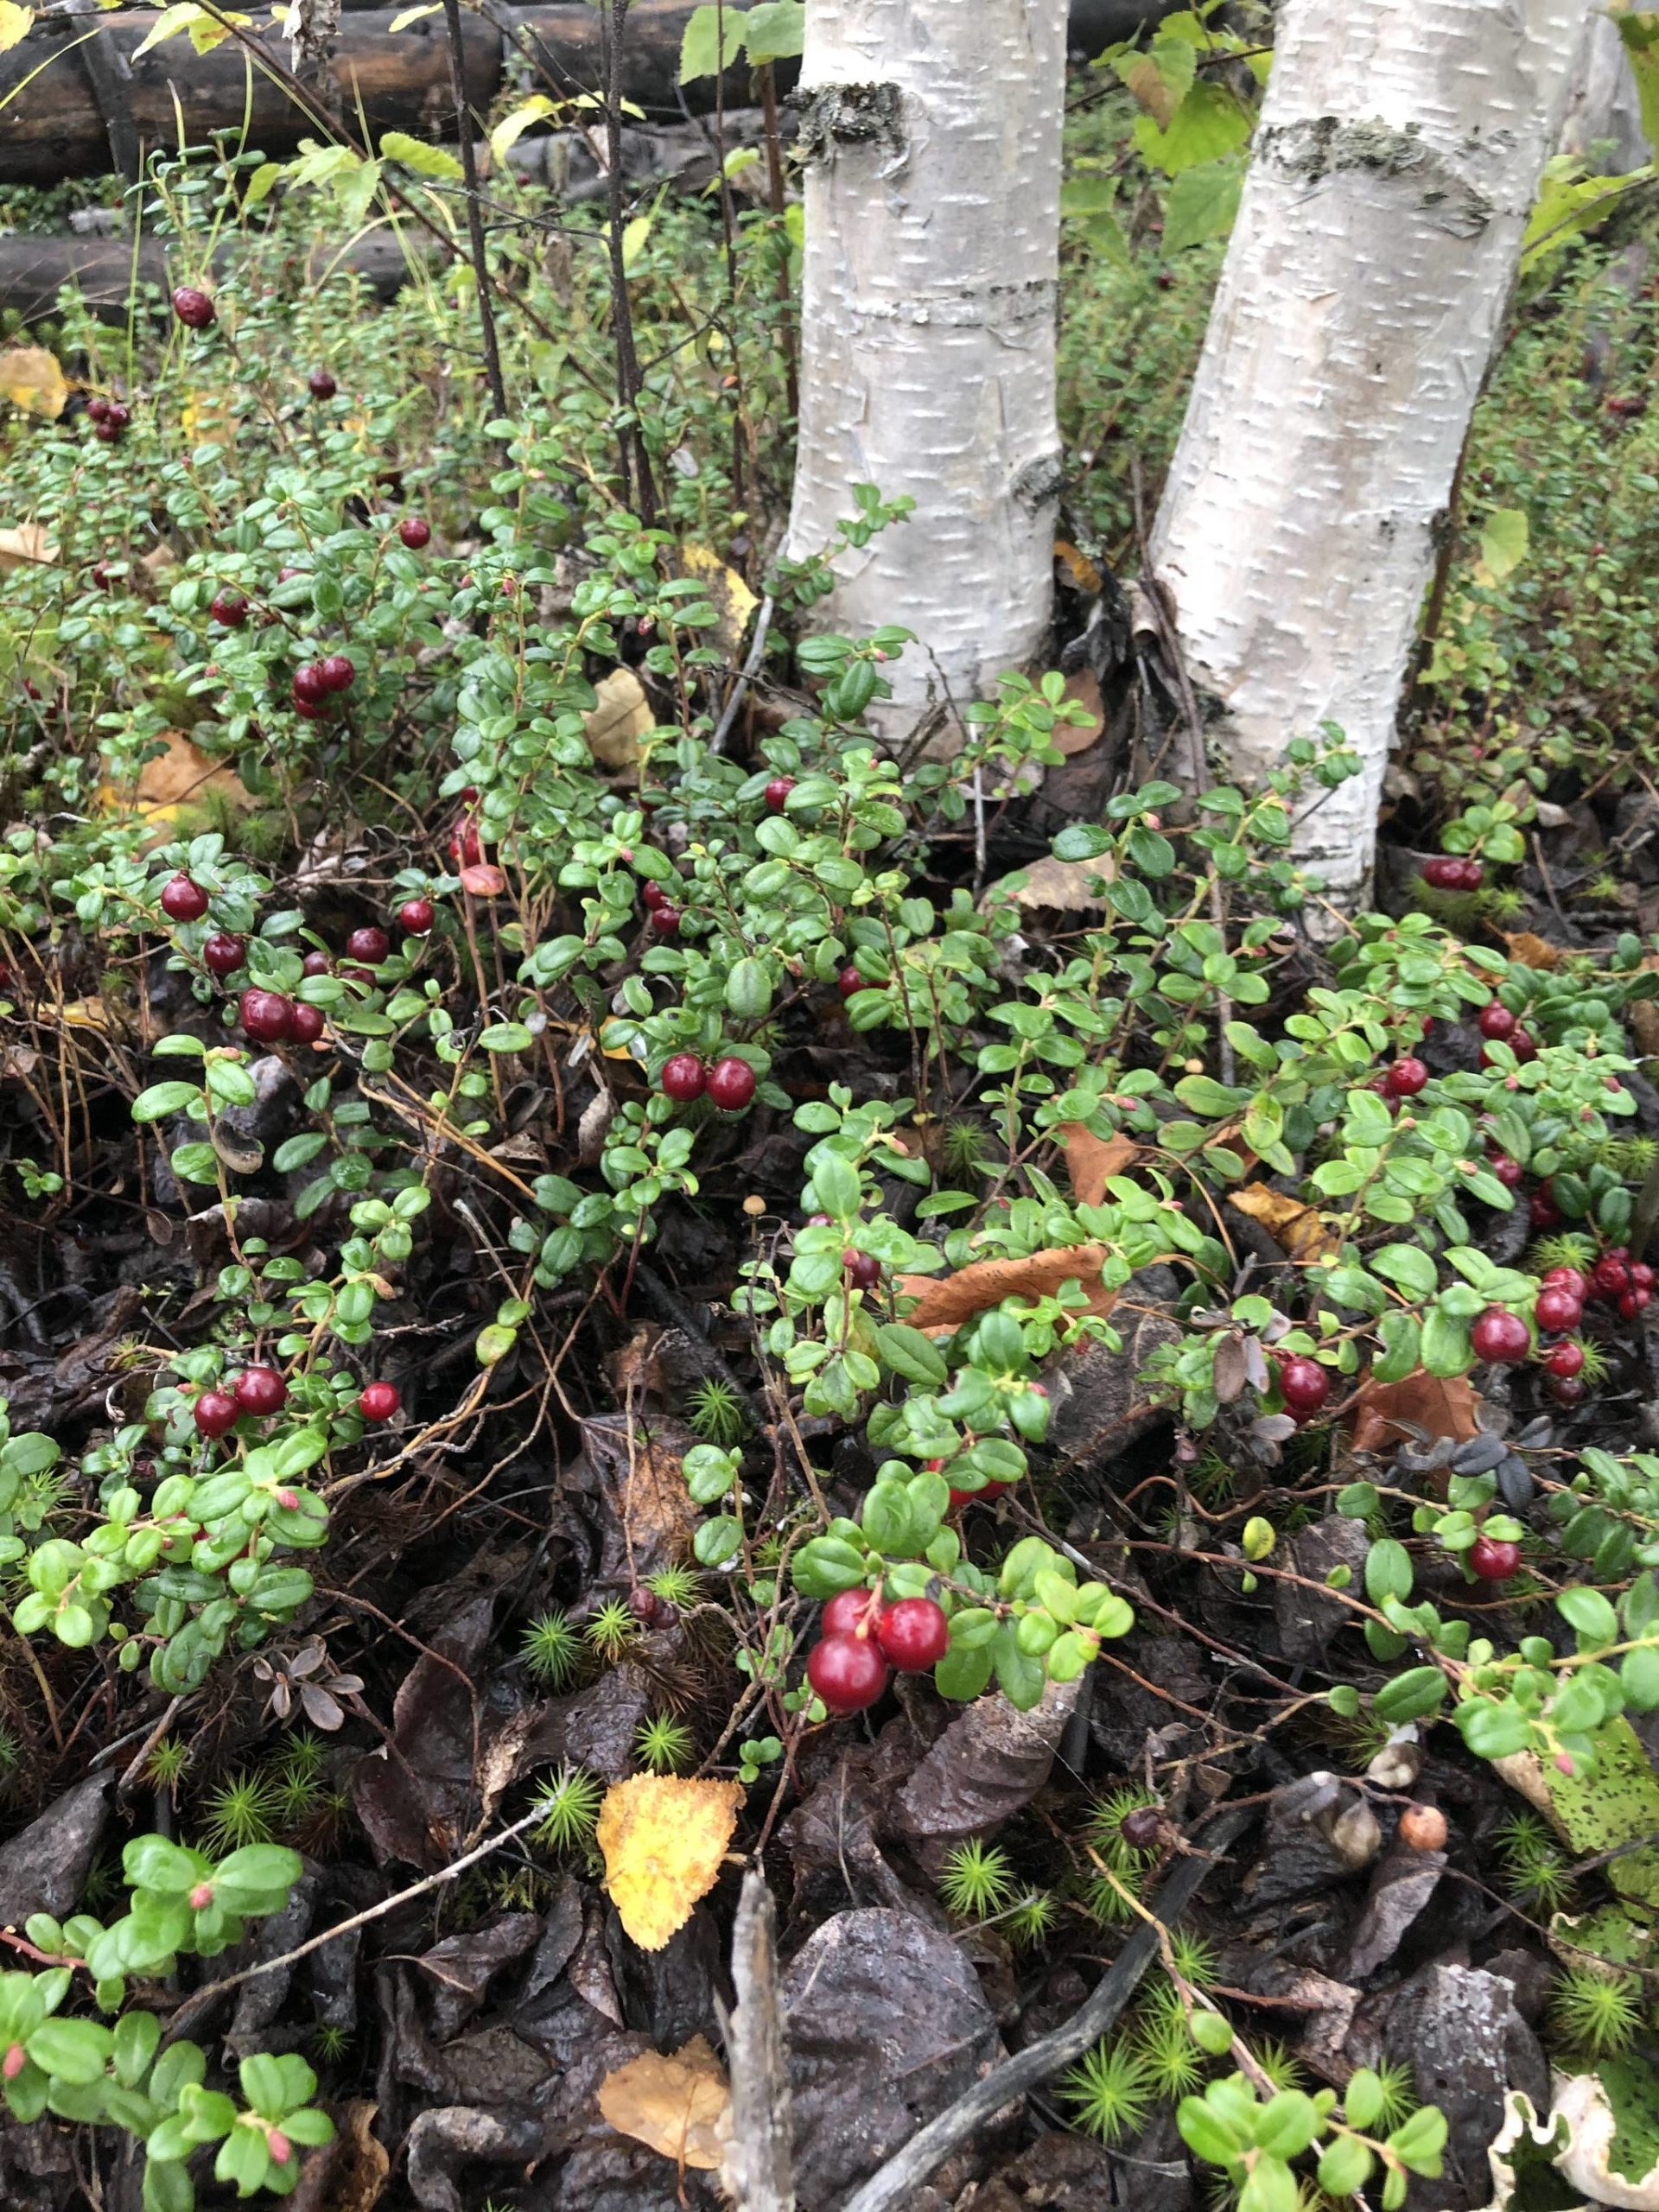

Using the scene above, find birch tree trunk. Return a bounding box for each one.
[1149,0,1595,910]
[784,0,1068,724]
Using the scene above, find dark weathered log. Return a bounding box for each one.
[0,229,435,321]
[0,0,1169,185]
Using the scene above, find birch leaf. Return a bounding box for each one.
[742,0,802,63]
[1163,154,1244,251]
[380,130,463,179]
[0,523,59,569]
[679,541,757,655]
[1230,1180,1339,1265]
[490,94,556,164]
[678,2,746,84]
[1133,82,1253,177]
[0,346,67,419]
[1475,508,1529,588]
[596,1777,745,1951]
[0,3,34,55]
[598,2037,728,2170]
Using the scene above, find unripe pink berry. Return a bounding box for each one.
[3,2044,25,2080]
[188,1881,215,1910]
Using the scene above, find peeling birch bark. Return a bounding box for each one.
[784,0,1068,726]
[1149,0,1596,909]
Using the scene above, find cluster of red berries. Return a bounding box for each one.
[1478,998,1538,1065]
[640,878,684,937]
[238,988,324,1046]
[658,1053,757,1111]
[1586,1248,1654,1319]
[86,395,131,443]
[171,286,215,331]
[1276,1355,1330,1424]
[806,1586,950,1713]
[292,653,355,721]
[1421,855,1484,892]
[193,1363,289,1436]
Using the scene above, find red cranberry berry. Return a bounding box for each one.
[317,653,355,693]
[1529,1189,1561,1230]
[660,1053,707,1103]
[648,904,682,937]
[876,1597,949,1671]
[233,1364,288,1417]
[1542,1267,1590,1303]
[292,663,330,709]
[289,1003,326,1045]
[449,819,483,868]
[193,1390,238,1438]
[1277,1356,1329,1417]
[1533,1285,1583,1334]
[1489,1153,1523,1187]
[201,931,245,978]
[238,988,294,1043]
[822,1587,882,1639]
[1478,1002,1516,1039]
[641,880,667,911]
[1421,856,1462,889]
[307,367,337,400]
[1456,858,1485,890]
[398,897,435,935]
[1619,1287,1652,1320]
[301,950,331,977]
[1634,1262,1656,1294]
[1119,1805,1163,1850]
[844,1250,882,1291]
[707,1057,756,1112]
[837,965,865,1000]
[359,1381,400,1421]
[171,285,215,329]
[160,874,209,922]
[1385,1057,1429,1098]
[345,925,390,965]
[1470,1534,1521,1582]
[806,1633,888,1714]
[1545,1339,1584,1378]
[210,589,249,626]
[764,777,796,812]
[1510,1028,1538,1063]
[87,396,111,424]
[398,516,431,550]
[1594,1254,1632,1300]
[1471,1307,1530,1363]
[1549,1375,1587,1406]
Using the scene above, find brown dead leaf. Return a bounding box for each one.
[1055,1125,1137,1208]
[1348,1370,1481,1455]
[1000,853,1115,912]
[898,1245,1122,1334]
[598,2037,728,2171]
[310,2100,390,2211]
[1632,999,1659,1058]
[585,666,653,770]
[1055,667,1105,755]
[1502,931,1560,972]
[1118,50,1181,123]
[1054,538,1103,595]
[0,347,67,419]
[596,1776,745,1951]
[1230,1180,1340,1265]
[101,729,252,827]
[0,523,59,570]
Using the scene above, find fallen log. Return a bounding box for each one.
[0,229,438,321]
[0,0,1167,186]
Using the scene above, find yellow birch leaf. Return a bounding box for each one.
[598,2037,728,2170]
[1230,1179,1341,1265]
[99,729,252,828]
[0,2,35,54]
[679,539,759,657]
[0,346,67,418]
[596,1776,744,1951]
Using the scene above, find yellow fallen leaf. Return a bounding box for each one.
[1000,854,1114,912]
[1230,1179,1340,1265]
[0,523,59,569]
[0,346,67,419]
[0,3,35,60]
[584,667,653,771]
[181,386,238,445]
[680,539,759,658]
[100,729,252,827]
[596,1776,744,1952]
[598,2037,728,2171]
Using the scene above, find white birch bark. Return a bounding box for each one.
[1558,13,1649,175]
[784,0,1068,723]
[1149,0,1596,910]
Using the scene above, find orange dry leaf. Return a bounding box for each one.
[1054,539,1104,595]
[897,1245,1121,1335]
[1230,1180,1340,1265]
[598,2037,729,2171]
[1502,931,1560,972]
[101,728,251,827]
[1055,1125,1137,1208]
[596,1776,745,1952]
[1348,1370,1481,1455]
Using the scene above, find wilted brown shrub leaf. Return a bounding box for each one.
[598,2037,728,2170]
[1055,1126,1137,1207]
[1230,1180,1340,1264]
[1349,1370,1481,1454]
[897,1245,1122,1334]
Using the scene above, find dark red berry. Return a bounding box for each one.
[822,1587,882,1639]
[1421,857,1461,889]
[1455,858,1484,890]
[1545,1338,1585,1378]
[292,663,329,709]
[627,1586,658,1624]
[449,820,483,868]
[1543,1267,1590,1303]
[171,285,215,329]
[660,1053,706,1103]
[1529,1190,1561,1229]
[764,777,795,812]
[1119,1805,1163,1850]
[1490,1153,1523,1186]
[837,965,865,1000]
[301,950,331,977]
[844,1251,882,1291]
[1618,1287,1651,1319]
[1594,1255,1631,1299]
[193,1390,238,1438]
[1470,1534,1520,1582]
[202,931,245,978]
[87,396,111,423]
[1478,1002,1516,1039]
[359,1381,400,1421]
[641,880,667,911]
[289,1003,326,1045]
[648,905,682,937]
[345,925,390,965]
[1549,1375,1586,1406]
[238,988,294,1043]
[398,898,435,935]
[1277,1356,1329,1415]
[1534,1286,1583,1334]
[1471,1307,1530,1363]
[876,1598,949,1671]
[317,653,355,693]
[160,874,209,922]
[307,367,337,400]
[1510,1029,1538,1063]
[1385,1057,1429,1098]
[806,1633,888,1714]
[1634,1262,1656,1294]
[233,1364,288,1417]
[707,1057,756,1112]
[399,516,431,550]
[211,589,249,626]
